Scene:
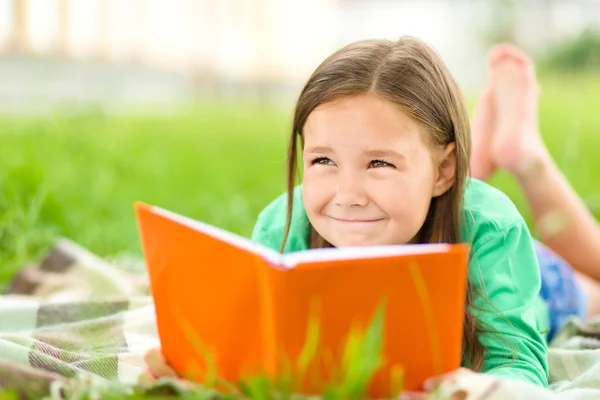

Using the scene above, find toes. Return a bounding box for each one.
[487,45,506,66]
[491,57,532,96]
[501,44,533,66]
[488,43,536,78]
[488,43,516,65]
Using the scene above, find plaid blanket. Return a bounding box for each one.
[1,240,600,399]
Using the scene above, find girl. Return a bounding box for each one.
[146,37,596,392]
[247,36,547,386]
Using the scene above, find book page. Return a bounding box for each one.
[280,243,453,268]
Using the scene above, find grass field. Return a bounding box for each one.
[1,72,600,291]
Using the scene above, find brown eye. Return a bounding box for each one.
[312,157,334,165]
[369,159,394,168]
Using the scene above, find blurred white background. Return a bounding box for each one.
[0,0,599,112]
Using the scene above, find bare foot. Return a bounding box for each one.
[488,44,548,180]
[470,86,496,180]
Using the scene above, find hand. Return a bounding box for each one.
[139,347,181,384]
[423,367,474,393]
[401,368,474,400]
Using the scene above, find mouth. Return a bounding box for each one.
[329,217,385,224]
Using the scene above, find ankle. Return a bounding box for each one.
[515,149,553,185]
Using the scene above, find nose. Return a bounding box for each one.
[334,172,368,207]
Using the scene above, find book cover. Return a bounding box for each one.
[135,202,469,397]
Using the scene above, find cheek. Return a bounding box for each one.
[370,173,433,221]
[302,171,331,214]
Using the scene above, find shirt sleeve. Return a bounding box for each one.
[250,187,310,253]
[469,220,549,386]
[251,210,281,251]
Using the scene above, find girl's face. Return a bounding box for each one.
[301,94,456,247]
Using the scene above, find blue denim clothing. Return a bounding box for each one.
[536,240,588,342]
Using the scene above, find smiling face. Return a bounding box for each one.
[301,94,456,247]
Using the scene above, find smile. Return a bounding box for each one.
[330,217,385,224]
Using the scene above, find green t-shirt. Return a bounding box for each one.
[251,178,549,387]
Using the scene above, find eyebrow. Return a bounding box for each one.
[303,146,333,154]
[303,147,406,160]
[363,149,405,159]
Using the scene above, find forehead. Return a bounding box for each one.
[303,94,424,145]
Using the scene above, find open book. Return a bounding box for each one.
[135,202,469,397]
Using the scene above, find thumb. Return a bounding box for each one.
[144,348,178,378]
[138,369,157,385]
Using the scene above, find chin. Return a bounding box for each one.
[329,234,413,248]
[331,237,383,248]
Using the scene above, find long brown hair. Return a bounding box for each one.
[281,36,485,370]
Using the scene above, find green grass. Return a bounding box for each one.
[0,105,290,289]
[1,72,600,292]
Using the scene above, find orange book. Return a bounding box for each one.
[135,202,469,398]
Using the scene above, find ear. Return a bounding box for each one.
[432,142,456,197]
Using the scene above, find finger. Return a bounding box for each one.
[423,367,471,391]
[138,369,156,385]
[400,391,428,400]
[144,348,162,365]
[450,389,468,400]
[145,348,177,378]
